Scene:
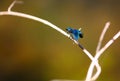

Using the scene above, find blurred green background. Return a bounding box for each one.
[0,0,120,81]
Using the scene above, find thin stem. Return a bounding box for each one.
[85,59,101,81]
[95,31,120,60]
[0,11,70,38]
[8,0,23,12]
[0,1,100,81]
[8,0,16,12]
[86,22,110,81]
[88,31,120,81]
[0,0,97,63]
[96,22,110,53]
[1,1,119,81]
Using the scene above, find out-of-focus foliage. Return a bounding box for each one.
[0,0,120,81]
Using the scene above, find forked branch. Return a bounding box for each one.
[0,1,120,81]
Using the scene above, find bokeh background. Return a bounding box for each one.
[0,0,120,81]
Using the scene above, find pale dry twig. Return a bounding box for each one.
[0,1,120,81]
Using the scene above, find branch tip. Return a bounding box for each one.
[96,21,110,53]
[8,0,23,12]
[106,21,110,26]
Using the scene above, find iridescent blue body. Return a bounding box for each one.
[66,27,83,41]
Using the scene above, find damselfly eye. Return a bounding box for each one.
[66,27,73,33]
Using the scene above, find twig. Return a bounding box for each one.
[8,0,23,12]
[96,22,110,53]
[0,1,100,81]
[0,1,120,81]
[85,22,110,81]
[0,1,98,62]
[91,31,120,80]
[0,1,108,81]
[95,31,120,59]
[86,29,120,81]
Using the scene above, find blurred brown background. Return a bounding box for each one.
[0,0,120,81]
